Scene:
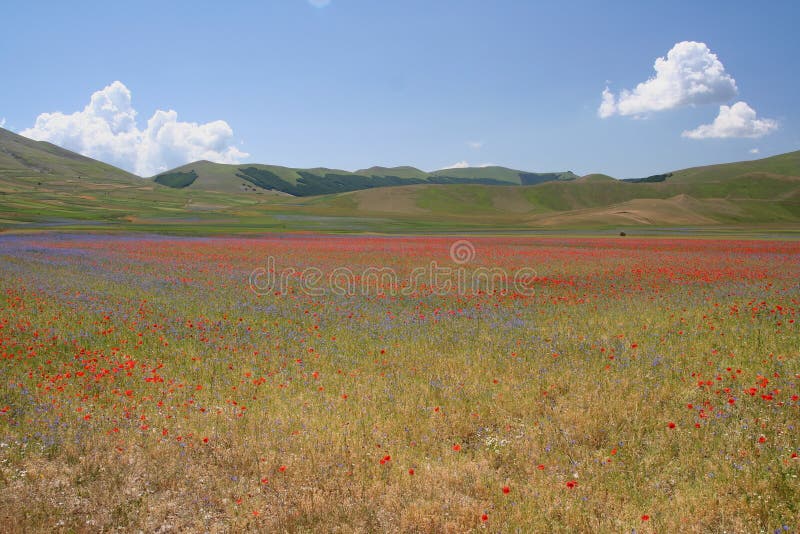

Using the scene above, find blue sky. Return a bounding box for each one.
[1,0,798,177]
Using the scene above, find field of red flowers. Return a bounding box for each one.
[1,234,798,532]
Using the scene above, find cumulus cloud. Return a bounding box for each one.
[20,81,248,176]
[467,140,483,149]
[440,160,470,169]
[0,117,6,128]
[597,87,617,118]
[682,101,778,139]
[749,148,760,154]
[599,41,738,118]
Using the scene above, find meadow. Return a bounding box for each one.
[0,233,798,532]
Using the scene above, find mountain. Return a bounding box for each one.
[1,125,798,232]
[0,127,257,225]
[355,166,428,180]
[0,127,140,185]
[271,150,800,227]
[152,160,579,196]
[667,150,800,183]
[430,166,578,185]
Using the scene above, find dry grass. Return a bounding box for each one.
[0,235,798,532]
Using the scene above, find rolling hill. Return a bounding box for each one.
[152,160,579,196]
[0,127,140,186]
[1,125,799,233]
[0,127,260,226]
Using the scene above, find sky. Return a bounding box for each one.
[1,0,798,178]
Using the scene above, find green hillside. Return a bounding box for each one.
[0,127,140,185]
[0,127,261,227]
[158,161,305,194]
[295,151,800,226]
[153,160,579,195]
[355,166,429,179]
[668,150,800,183]
[1,126,799,233]
[301,170,800,227]
[430,166,578,185]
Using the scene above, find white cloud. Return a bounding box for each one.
[440,160,470,169]
[434,161,498,171]
[0,117,6,128]
[308,0,331,7]
[597,87,617,118]
[20,81,248,176]
[467,140,483,149]
[749,148,760,154]
[682,101,778,139]
[599,41,738,118]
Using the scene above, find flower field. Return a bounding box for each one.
[0,234,798,532]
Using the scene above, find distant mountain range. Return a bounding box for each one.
[1,126,799,232]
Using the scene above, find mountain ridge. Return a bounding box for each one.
[153,160,580,196]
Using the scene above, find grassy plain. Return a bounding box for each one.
[0,234,798,532]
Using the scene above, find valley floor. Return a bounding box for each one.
[0,233,798,532]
